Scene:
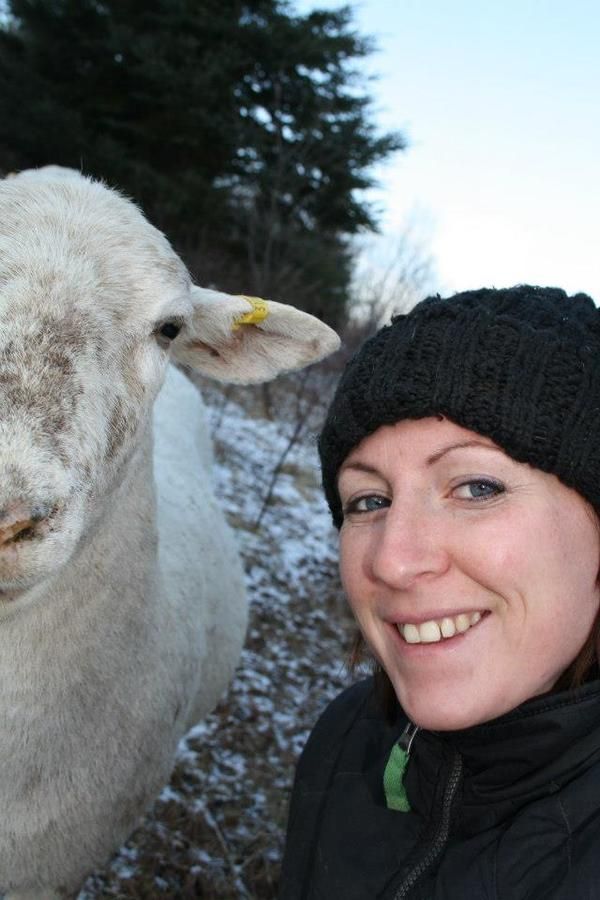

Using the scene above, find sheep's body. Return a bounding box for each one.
[154,364,249,725]
[0,167,338,899]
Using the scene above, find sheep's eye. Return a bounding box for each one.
[158,322,182,341]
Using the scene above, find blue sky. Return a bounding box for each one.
[295,0,600,300]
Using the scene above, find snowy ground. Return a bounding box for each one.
[79,373,356,899]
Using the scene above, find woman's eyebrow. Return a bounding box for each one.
[340,441,505,475]
[339,461,380,476]
[427,440,504,466]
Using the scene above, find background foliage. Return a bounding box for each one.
[0,0,405,326]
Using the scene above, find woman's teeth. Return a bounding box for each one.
[398,611,483,644]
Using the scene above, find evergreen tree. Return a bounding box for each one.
[0,0,404,325]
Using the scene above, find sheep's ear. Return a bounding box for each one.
[171,286,340,384]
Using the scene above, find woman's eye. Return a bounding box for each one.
[343,494,390,516]
[453,479,505,501]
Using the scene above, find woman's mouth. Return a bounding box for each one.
[397,611,488,644]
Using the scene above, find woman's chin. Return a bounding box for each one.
[393,683,505,732]
[408,708,485,731]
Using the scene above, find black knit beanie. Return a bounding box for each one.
[319,285,600,528]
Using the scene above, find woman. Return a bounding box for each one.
[279,285,600,900]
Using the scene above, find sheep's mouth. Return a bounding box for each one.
[0,586,26,602]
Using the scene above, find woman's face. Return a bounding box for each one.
[338,417,600,730]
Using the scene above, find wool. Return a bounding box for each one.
[319,285,600,528]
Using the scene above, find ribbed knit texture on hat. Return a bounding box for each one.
[319,285,600,528]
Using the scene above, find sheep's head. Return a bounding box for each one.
[0,166,339,609]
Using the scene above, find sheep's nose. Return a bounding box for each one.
[0,503,52,546]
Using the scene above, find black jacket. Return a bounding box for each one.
[279,677,600,899]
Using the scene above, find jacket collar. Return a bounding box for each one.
[405,678,600,834]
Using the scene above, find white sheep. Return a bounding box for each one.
[0,166,339,900]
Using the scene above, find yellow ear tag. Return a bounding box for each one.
[232,295,270,330]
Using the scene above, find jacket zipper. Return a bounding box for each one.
[400,721,420,754]
[391,749,463,899]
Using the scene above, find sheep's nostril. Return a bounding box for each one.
[0,502,55,547]
[0,518,37,545]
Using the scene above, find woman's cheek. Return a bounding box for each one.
[339,530,369,599]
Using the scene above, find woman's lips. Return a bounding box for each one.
[396,610,489,644]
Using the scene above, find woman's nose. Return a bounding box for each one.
[369,503,450,589]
